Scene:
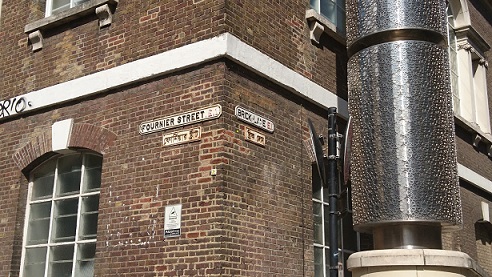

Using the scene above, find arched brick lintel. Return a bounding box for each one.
[12,123,117,174]
[68,123,117,154]
[12,130,52,173]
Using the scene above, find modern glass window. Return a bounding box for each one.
[312,166,359,277]
[310,0,346,34]
[45,0,90,16]
[446,1,491,134]
[20,152,102,277]
[447,6,460,113]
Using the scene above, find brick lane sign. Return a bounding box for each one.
[234,106,274,133]
[139,104,222,135]
[163,127,202,147]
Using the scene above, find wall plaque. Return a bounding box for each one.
[163,127,202,147]
[244,127,266,147]
[164,204,182,238]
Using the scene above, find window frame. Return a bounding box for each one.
[312,166,360,277]
[446,0,491,136]
[19,152,102,277]
[447,5,460,114]
[45,0,90,17]
[309,0,346,35]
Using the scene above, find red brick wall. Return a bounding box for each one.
[456,125,492,181]
[0,0,227,98]
[224,0,347,98]
[1,0,491,276]
[0,60,331,276]
[442,182,492,276]
[0,0,344,100]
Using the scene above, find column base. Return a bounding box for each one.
[347,249,490,277]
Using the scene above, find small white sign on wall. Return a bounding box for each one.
[163,127,202,147]
[164,204,182,238]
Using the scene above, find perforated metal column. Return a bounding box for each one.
[346,0,462,249]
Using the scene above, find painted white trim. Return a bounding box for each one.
[52,118,74,152]
[458,163,492,194]
[224,34,348,117]
[481,202,490,222]
[0,33,347,121]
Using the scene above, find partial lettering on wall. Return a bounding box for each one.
[139,104,222,135]
[0,96,32,119]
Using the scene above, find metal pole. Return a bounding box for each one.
[327,107,339,277]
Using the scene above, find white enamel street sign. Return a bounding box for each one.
[139,104,221,135]
[235,106,274,133]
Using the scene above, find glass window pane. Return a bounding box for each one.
[57,155,82,196]
[325,248,332,276]
[73,0,91,5]
[48,245,74,277]
[79,195,100,240]
[312,166,322,200]
[313,202,323,245]
[342,214,358,251]
[55,198,78,215]
[324,205,330,246]
[52,0,70,13]
[76,243,96,277]
[310,0,320,12]
[321,0,336,24]
[52,199,78,242]
[24,247,47,277]
[314,246,324,277]
[83,155,102,193]
[447,7,455,28]
[32,175,55,200]
[27,202,52,245]
[337,8,345,34]
[82,195,99,213]
[32,159,56,200]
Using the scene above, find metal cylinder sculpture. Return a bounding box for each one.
[346,0,462,249]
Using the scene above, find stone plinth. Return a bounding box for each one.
[347,249,490,277]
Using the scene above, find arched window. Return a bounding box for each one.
[20,152,102,277]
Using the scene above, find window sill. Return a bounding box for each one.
[305,9,346,46]
[24,0,119,51]
[455,114,492,157]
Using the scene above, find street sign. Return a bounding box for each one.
[139,104,222,135]
[235,106,274,133]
